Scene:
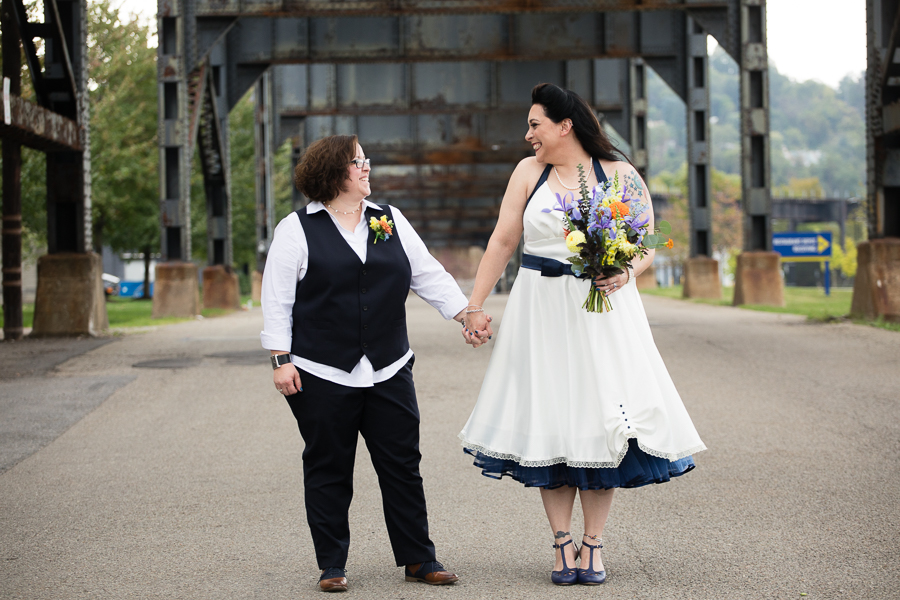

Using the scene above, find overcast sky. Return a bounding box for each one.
[116,0,867,89]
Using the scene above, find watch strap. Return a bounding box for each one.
[271,353,292,369]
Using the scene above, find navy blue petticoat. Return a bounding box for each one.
[464,438,695,490]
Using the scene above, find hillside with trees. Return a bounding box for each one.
[645,46,866,282]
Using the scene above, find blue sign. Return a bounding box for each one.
[119,281,154,298]
[772,231,833,296]
[772,231,832,260]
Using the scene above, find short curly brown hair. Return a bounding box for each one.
[293,135,359,203]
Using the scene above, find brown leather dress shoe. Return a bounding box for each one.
[319,567,348,592]
[404,561,459,585]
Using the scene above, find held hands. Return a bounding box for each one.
[457,305,493,349]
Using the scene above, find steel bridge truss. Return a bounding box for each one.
[158,0,771,280]
[2,0,89,340]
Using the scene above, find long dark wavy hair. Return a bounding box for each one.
[531,83,630,164]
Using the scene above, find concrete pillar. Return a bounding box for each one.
[683,256,722,300]
[31,253,108,337]
[152,263,199,318]
[850,238,900,322]
[732,251,784,307]
[202,265,240,310]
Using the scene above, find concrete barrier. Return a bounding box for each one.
[151,262,199,318]
[733,251,784,307]
[30,253,108,337]
[202,265,241,311]
[850,237,900,322]
[683,256,722,300]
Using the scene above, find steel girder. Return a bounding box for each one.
[738,0,770,251]
[5,0,90,254]
[158,0,234,263]
[211,9,738,110]
[269,58,640,156]
[161,0,764,267]
[686,14,712,256]
[2,0,90,340]
[867,0,900,238]
[255,70,276,271]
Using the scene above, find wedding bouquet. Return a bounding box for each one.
[542,165,673,313]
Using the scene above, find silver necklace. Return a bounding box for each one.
[325,201,362,215]
[553,161,593,191]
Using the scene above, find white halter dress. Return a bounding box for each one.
[458,162,706,489]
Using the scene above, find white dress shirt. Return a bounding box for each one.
[260,199,469,388]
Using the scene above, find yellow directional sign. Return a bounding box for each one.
[817,235,830,255]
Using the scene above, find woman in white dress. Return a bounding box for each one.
[459,84,706,586]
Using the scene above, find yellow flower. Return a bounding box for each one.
[370,217,378,227]
[566,230,586,253]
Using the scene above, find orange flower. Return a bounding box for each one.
[665,238,674,249]
[380,219,393,235]
[610,201,630,219]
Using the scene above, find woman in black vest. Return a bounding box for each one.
[261,135,469,592]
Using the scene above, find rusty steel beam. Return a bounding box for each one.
[195,0,733,17]
[869,0,900,238]
[0,93,82,151]
[158,1,192,262]
[739,0,771,251]
[269,61,627,117]
[255,70,276,273]
[686,16,712,257]
[3,0,24,341]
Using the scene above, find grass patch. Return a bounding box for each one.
[1,295,254,331]
[642,285,855,321]
[864,317,900,333]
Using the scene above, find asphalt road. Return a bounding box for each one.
[1,293,898,599]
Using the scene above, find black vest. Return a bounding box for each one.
[291,204,412,373]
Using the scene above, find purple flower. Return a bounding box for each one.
[541,191,581,220]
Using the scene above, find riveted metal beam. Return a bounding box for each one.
[686,16,712,257]
[628,57,649,176]
[157,0,192,261]
[255,70,276,272]
[0,93,81,151]
[3,0,24,341]
[199,51,233,267]
[868,0,900,238]
[739,0,771,251]
[194,0,734,18]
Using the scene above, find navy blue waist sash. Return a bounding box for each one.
[521,253,576,277]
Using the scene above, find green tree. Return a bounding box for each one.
[88,0,158,297]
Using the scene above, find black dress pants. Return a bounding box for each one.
[284,358,437,569]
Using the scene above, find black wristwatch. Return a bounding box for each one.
[271,353,292,369]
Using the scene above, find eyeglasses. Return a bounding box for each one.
[349,158,371,169]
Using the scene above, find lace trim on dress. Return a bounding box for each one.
[459,433,707,469]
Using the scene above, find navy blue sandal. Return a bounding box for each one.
[551,538,578,585]
[577,536,607,585]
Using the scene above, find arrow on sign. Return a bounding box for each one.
[817,235,830,255]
